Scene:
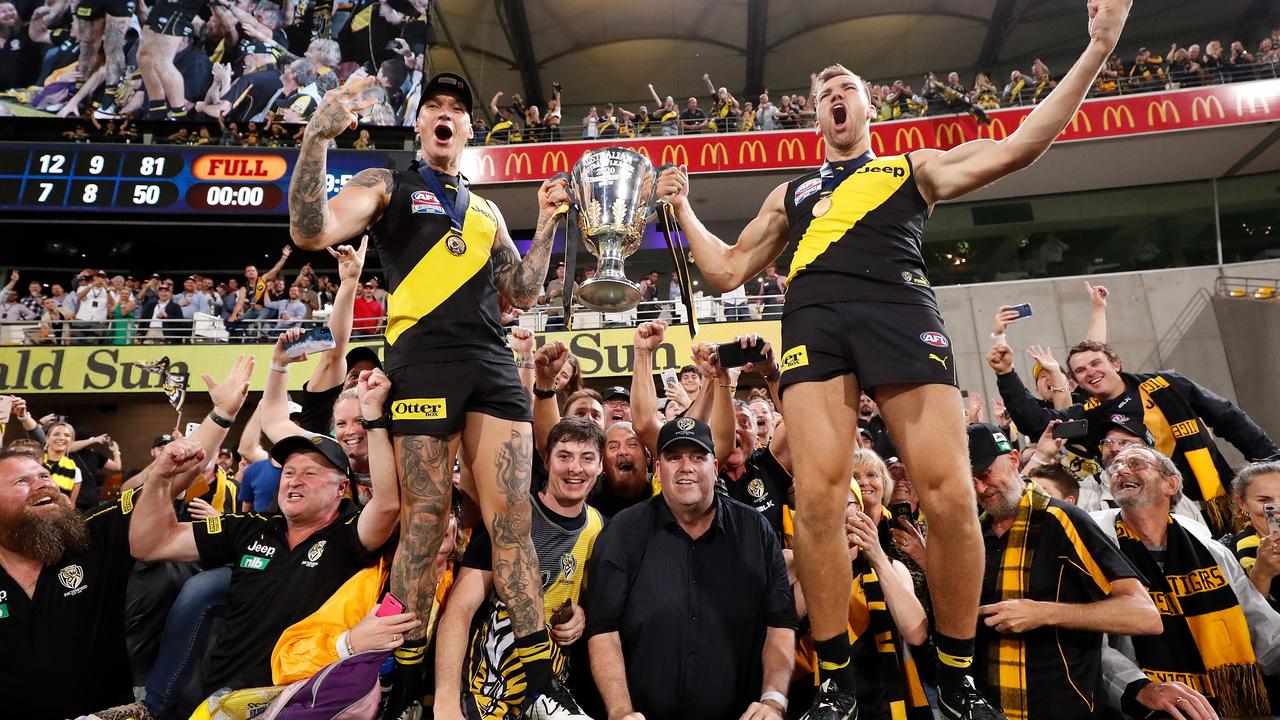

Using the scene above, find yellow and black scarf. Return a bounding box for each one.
[1231,525,1278,608]
[1116,515,1270,717]
[43,453,78,495]
[983,482,1052,720]
[848,555,932,720]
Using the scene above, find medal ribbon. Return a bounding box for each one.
[818,150,876,198]
[415,161,470,234]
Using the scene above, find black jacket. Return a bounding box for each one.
[139,299,187,341]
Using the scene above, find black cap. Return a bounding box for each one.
[270,434,354,481]
[418,72,473,116]
[1098,413,1154,446]
[602,386,630,402]
[153,434,175,448]
[658,417,715,455]
[968,422,1013,473]
[345,345,382,371]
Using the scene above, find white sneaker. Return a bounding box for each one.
[528,679,593,720]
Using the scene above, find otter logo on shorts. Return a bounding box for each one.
[779,345,809,373]
[393,398,448,420]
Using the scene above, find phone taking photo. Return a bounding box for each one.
[1009,302,1034,319]
[1266,503,1280,536]
[284,326,336,359]
[660,368,679,390]
[376,592,406,617]
[1052,419,1088,440]
[716,341,767,369]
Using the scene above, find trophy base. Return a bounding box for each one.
[577,277,643,313]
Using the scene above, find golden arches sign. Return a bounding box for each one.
[1102,106,1135,130]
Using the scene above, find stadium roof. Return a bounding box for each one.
[430,0,1274,117]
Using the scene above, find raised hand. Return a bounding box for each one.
[509,326,535,358]
[272,327,307,366]
[357,368,391,419]
[203,354,255,418]
[538,177,570,218]
[327,235,369,283]
[992,305,1023,337]
[535,341,569,387]
[307,77,379,139]
[1025,345,1061,376]
[1087,0,1132,49]
[1085,281,1109,310]
[988,343,1014,374]
[633,320,667,352]
[656,165,689,210]
[155,438,206,481]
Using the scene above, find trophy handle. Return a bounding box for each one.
[645,162,677,222]
[549,171,574,218]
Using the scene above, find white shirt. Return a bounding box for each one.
[722,284,747,303]
[75,286,109,322]
[150,301,168,329]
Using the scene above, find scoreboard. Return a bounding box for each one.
[0,144,398,215]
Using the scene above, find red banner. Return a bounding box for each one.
[461,80,1280,184]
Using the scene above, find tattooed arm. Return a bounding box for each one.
[289,77,388,250]
[489,178,570,310]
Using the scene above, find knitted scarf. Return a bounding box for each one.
[1230,526,1279,607]
[1115,515,1270,716]
[982,482,1052,720]
[43,453,78,494]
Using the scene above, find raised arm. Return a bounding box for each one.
[308,237,368,392]
[355,368,400,550]
[657,171,790,292]
[647,83,662,107]
[630,321,667,456]
[914,0,1131,204]
[128,439,205,563]
[260,245,293,282]
[1084,281,1108,343]
[290,77,388,249]
[489,90,503,117]
[490,178,569,309]
[703,73,716,96]
[691,343,735,465]
[432,567,491,719]
[531,341,568,459]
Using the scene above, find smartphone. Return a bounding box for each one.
[0,396,11,425]
[1009,302,1034,319]
[716,341,767,369]
[284,326,336,359]
[890,501,915,527]
[1052,419,1089,440]
[185,421,201,437]
[660,368,679,390]
[549,598,574,626]
[1266,504,1280,535]
[376,592,406,617]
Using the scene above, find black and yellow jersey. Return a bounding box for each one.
[182,466,239,516]
[783,154,935,312]
[249,276,268,306]
[460,495,604,718]
[369,162,509,369]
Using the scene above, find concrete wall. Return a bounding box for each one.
[939,258,1280,464]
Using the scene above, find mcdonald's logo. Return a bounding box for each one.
[541,150,569,175]
[1146,99,1180,126]
[1235,94,1272,117]
[661,144,689,166]
[738,139,767,164]
[479,155,496,177]
[895,126,925,152]
[777,137,804,162]
[934,121,965,147]
[634,147,651,161]
[870,130,885,155]
[1069,109,1092,133]
[505,152,532,176]
[1102,106,1135,130]
[1191,95,1225,121]
[978,118,1008,140]
[699,142,729,167]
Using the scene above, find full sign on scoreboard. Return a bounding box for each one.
[0,144,391,215]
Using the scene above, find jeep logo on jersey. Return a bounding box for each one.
[919,331,949,348]
[58,564,84,590]
[247,540,277,558]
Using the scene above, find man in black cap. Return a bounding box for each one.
[601,386,631,425]
[586,417,797,720]
[968,423,1159,720]
[289,68,571,713]
[128,427,400,695]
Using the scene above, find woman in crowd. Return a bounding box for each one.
[1229,461,1280,611]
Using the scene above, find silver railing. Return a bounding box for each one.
[0,295,787,345]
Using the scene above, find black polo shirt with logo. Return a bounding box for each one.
[192,503,379,691]
[0,489,140,720]
[718,446,792,537]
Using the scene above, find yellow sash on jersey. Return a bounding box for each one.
[385,188,498,346]
[788,156,913,283]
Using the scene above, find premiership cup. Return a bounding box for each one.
[564,147,663,312]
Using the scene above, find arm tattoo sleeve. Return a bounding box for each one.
[288,134,332,241]
[495,212,556,310]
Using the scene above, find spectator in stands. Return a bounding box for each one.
[740,101,756,131]
[756,263,786,319]
[1229,461,1280,611]
[756,92,778,130]
[544,81,563,141]
[140,283,185,343]
[712,359,792,537]
[74,271,113,344]
[352,280,384,335]
[580,104,599,139]
[972,72,1000,109]
[586,417,796,720]
[794,94,815,127]
[434,417,603,719]
[646,84,680,136]
[703,73,740,132]
[1098,446,1280,719]
[174,276,211,325]
[20,275,45,316]
[680,96,709,134]
[0,287,36,322]
[37,297,70,344]
[598,102,630,138]
[637,270,661,322]
[1259,38,1278,64]
[721,281,750,321]
[264,284,310,336]
[1226,40,1257,82]
[0,2,40,94]
[991,339,1280,537]
[1002,69,1028,106]
[229,247,291,339]
[1201,40,1226,82]
[966,423,1159,720]
[1029,58,1057,103]
[1127,47,1166,92]
[542,261,566,331]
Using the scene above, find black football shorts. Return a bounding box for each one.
[778,299,957,396]
[386,357,531,436]
[76,0,135,20]
[145,0,205,36]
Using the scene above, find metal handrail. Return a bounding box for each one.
[0,295,787,345]
[1215,276,1280,300]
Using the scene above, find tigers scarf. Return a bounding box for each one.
[1115,515,1270,717]
[1133,372,1234,534]
[982,482,1052,720]
[850,554,932,720]
[43,453,78,494]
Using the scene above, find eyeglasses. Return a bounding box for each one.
[1099,438,1142,450]
[1107,456,1155,476]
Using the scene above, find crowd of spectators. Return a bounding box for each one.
[2,10,1275,146]
[2,254,1280,720]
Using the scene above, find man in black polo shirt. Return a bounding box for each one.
[968,423,1160,720]
[129,428,400,694]
[586,417,797,720]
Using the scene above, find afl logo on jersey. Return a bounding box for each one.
[411,190,446,215]
[794,177,821,205]
[919,331,949,348]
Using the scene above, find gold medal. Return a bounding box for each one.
[445,230,467,256]
[812,197,832,218]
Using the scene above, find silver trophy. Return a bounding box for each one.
[564,147,663,312]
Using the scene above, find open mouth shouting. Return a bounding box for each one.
[29,491,61,510]
[831,102,849,131]
[432,122,455,145]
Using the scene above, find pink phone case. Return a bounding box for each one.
[376,592,405,617]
